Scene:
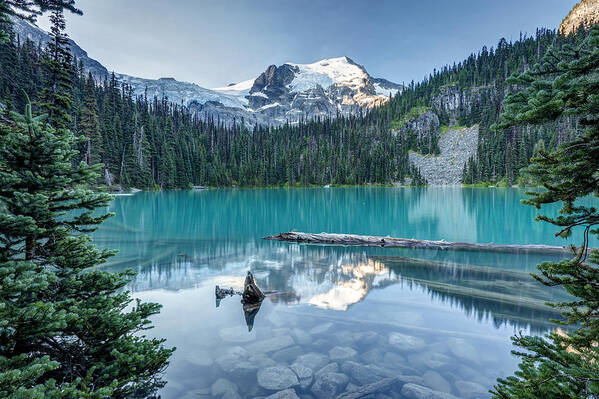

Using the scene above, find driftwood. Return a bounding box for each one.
[335,377,401,399]
[264,232,580,255]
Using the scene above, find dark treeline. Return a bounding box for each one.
[0,20,589,188]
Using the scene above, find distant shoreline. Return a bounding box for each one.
[107,184,538,194]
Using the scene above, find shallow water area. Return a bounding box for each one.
[94,187,590,399]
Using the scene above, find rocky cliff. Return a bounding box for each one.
[560,0,599,36]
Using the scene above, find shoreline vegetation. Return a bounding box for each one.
[106,182,534,193]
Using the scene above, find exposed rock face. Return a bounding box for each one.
[250,64,298,97]
[431,84,494,125]
[409,125,479,185]
[560,0,599,36]
[395,110,440,152]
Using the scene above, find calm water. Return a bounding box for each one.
[94,188,589,399]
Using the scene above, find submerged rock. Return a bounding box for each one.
[181,388,212,399]
[249,353,278,369]
[273,327,292,336]
[290,363,313,390]
[352,330,379,347]
[310,322,334,336]
[361,348,385,365]
[273,345,305,363]
[345,382,360,393]
[182,348,213,367]
[407,351,452,370]
[291,328,312,345]
[267,311,288,327]
[329,346,357,362]
[454,380,488,399]
[446,338,479,363]
[383,352,419,375]
[258,366,300,390]
[341,360,393,385]
[314,363,339,379]
[388,332,426,352]
[224,345,248,358]
[248,335,295,354]
[311,372,349,399]
[401,383,460,399]
[332,331,355,346]
[422,370,452,393]
[311,338,330,351]
[293,353,330,372]
[211,378,239,398]
[264,388,301,399]
[219,326,257,343]
[215,353,257,380]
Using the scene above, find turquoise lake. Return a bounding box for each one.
[94,187,591,399]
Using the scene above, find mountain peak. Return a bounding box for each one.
[560,0,599,35]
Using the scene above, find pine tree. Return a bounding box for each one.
[492,26,599,398]
[0,96,173,398]
[79,72,102,166]
[0,19,17,108]
[39,7,72,129]
[0,1,10,43]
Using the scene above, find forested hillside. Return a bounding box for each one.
[383,27,587,185]
[0,18,590,188]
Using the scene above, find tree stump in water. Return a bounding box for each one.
[215,286,237,300]
[243,301,262,332]
[242,271,265,304]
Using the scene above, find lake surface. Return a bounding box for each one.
[94,187,588,399]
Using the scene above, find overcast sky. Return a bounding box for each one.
[37,0,577,88]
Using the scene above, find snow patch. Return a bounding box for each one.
[115,73,251,109]
[258,102,281,111]
[286,56,368,93]
[374,82,399,97]
[211,78,255,93]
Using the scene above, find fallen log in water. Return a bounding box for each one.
[264,232,579,254]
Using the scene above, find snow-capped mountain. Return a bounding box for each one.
[10,17,402,126]
[211,57,402,125]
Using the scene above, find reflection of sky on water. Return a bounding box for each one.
[107,242,568,335]
[92,188,588,398]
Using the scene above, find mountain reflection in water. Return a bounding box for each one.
[100,240,569,334]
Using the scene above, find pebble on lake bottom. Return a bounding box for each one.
[173,315,505,399]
